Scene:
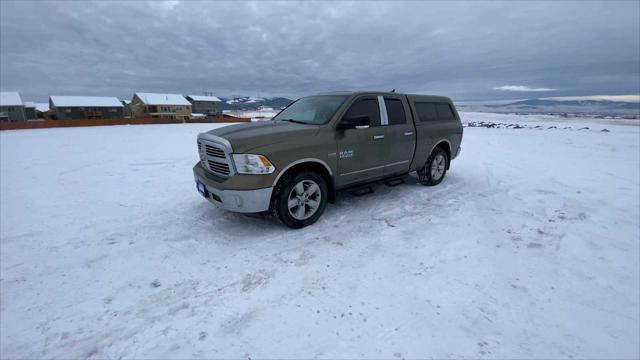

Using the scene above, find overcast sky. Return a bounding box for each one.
[1,0,639,102]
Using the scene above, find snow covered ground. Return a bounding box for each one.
[1,113,638,358]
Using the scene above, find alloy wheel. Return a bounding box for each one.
[287,180,322,220]
[430,153,446,181]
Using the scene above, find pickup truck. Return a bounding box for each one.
[194,91,463,228]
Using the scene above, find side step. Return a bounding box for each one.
[384,177,405,187]
[348,186,374,197]
[344,174,410,197]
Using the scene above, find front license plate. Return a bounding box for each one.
[197,181,207,196]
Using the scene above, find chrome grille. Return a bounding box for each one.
[208,160,230,175]
[205,144,225,158]
[197,137,234,177]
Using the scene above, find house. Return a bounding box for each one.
[34,103,50,118]
[120,99,132,117]
[185,95,223,115]
[23,102,37,120]
[49,96,124,120]
[0,92,26,122]
[130,93,192,120]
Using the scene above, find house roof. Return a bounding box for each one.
[187,95,222,102]
[50,96,123,108]
[35,103,49,112]
[0,92,23,106]
[23,101,36,108]
[135,92,191,106]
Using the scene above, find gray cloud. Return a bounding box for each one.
[1,0,638,102]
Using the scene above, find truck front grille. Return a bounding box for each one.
[197,139,233,177]
[205,144,225,158]
[207,160,230,175]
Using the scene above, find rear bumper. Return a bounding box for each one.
[453,146,462,159]
[193,167,273,213]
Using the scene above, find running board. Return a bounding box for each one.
[348,186,374,197]
[384,177,405,187]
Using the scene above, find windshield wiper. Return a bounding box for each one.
[278,118,309,125]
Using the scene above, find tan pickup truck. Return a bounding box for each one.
[194,91,463,228]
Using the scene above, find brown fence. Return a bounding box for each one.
[0,116,251,131]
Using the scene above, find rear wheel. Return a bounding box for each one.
[272,171,328,229]
[419,147,448,186]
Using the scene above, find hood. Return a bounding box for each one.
[207,121,319,153]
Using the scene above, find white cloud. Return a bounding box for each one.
[149,0,180,15]
[494,85,556,92]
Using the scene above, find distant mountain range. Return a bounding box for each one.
[221,96,293,110]
[218,95,639,117]
[458,98,640,117]
[497,99,640,111]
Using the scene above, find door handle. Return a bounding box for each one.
[373,135,385,140]
[404,132,414,136]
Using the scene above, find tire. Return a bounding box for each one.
[418,147,449,186]
[272,170,328,229]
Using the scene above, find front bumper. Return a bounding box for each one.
[193,168,273,213]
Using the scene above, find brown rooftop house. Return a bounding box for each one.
[0,92,26,122]
[49,96,124,120]
[185,95,223,115]
[130,92,192,120]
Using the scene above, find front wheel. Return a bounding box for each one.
[418,147,448,186]
[272,171,328,229]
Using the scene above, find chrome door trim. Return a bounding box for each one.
[377,96,389,126]
[385,160,409,167]
[373,135,385,140]
[339,160,409,176]
[404,131,414,136]
[340,164,386,177]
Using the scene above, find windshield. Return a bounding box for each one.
[273,95,348,125]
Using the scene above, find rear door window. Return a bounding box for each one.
[384,98,407,125]
[436,103,455,120]
[343,98,381,126]
[415,102,456,121]
[414,102,438,122]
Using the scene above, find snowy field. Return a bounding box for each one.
[1,113,639,358]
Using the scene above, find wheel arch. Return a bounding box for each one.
[429,140,452,169]
[272,159,336,203]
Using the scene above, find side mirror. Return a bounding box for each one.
[338,115,369,130]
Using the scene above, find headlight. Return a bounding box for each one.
[232,154,275,174]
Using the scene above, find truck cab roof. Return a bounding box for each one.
[315,91,453,103]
